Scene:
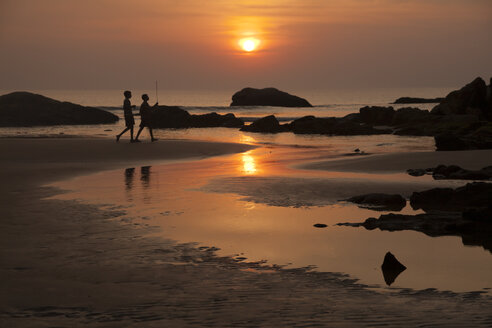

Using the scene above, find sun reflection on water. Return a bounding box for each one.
[241,151,258,175]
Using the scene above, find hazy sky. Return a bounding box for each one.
[0,0,491,91]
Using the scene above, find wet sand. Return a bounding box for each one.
[300,149,492,173]
[1,138,491,327]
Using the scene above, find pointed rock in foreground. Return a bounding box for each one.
[381,252,407,286]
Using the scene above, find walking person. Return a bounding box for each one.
[116,90,136,142]
[134,94,158,142]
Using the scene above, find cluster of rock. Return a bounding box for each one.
[407,165,492,180]
[346,193,406,211]
[392,97,444,104]
[0,92,118,126]
[230,88,312,107]
[151,106,243,128]
[240,77,492,150]
[338,182,492,252]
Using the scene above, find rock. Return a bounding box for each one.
[359,106,395,125]
[338,212,492,253]
[347,193,406,211]
[151,106,243,128]
[391,107,430,125]
[407,168,427,177]
[289,116,338,134]
[313,223,327,228]
[230,87,312,107]
[289,115,391,136]
[240,115,285,133]
[381,252,407,286]
[410,182,492,212]
[431,165,492,180]
[462,206,492,222]
[435,123,492,150]
[0,91,118,126]
[393,97,444,104]
[431,77,491,120]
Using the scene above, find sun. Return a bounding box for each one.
[239,37,260,52]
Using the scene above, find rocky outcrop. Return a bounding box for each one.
[240,115,285,133]
[431,77,492,120]
[434,122,492,150]
[151,106,243,128]
[393,97,444,104]
[288,115,391,136]
[346,193,406,211]
[431,165,492,180]
[230,88,312,107]
[359,106,395,125]
[410,182,492,212]
[0,92,118,126]
[338,212,492,253]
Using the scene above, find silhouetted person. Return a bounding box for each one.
[134,94,158,142]
[116,90,136,142]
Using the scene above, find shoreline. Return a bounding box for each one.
[1,137,491,327]
[299,149,492,173]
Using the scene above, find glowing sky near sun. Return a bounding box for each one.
[0,0,491,91]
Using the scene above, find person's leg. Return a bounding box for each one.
[134,126,144,142]
[149,128,157,142]
[116,127,130,141]
[130,126,134,141]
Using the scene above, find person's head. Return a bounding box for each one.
[142,94,149,101]
[124,90,132,99]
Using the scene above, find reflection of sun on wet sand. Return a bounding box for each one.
[1,137,492,327]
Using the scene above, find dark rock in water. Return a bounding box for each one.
[381,252,407,286]
[313,223,327,228]
[151,106,243,128]
[347,193,406,212]
[432,165,492,180]
[407,168,426,177]
[410,182,492,212]
[431,77,492,120]
[463,206,492,222]
[288,115,391,136]
[393,97,444,104]
[0,91,118,126]
[359,106,395,125]
[230,87,312,107]
[240,115,285,133]
[337,211,492,253]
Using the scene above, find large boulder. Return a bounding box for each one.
[431,77,491,120]
[359,106,395,125]
[0,91,118,126]
[151,106,243,128]
[434,122,492,150]
[410,182,492,212]
[240,115,285,133]
[230,87,312,107]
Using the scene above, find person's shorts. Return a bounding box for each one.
[124,115,135,127]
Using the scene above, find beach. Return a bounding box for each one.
[1,137,491,327]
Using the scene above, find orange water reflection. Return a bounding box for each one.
[51,146,492,293]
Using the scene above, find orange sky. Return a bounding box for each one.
[0,0,491,91]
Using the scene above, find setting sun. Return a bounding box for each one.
[239,37,260,52]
